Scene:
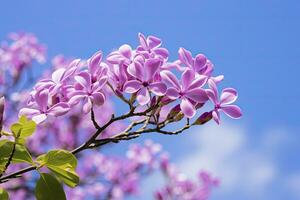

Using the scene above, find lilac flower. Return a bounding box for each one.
[136,33,169,59]
[107,44,134,66]
[161,69,208,118]
[19,89,70,124]
[35,59,80,94]
[206,79,242,124]
[124,58,167,105]
[69,71,107,113]
[87,51,108,82]
[178,47,224,83]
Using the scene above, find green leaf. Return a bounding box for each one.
[47,166,79,188]
[10,116,36,139]
[35,173,66,200]
[0,188,9,200]
[0,139,33,172]
[43,150,79,187]
[12,144,33,164]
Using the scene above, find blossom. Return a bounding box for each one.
[206,79,242,124]
[124,58,167,105]
[35,59,80,94]
[161,69,208,118]
[136,33,169,59]
[19,89,70,124]
[69,71,107,113]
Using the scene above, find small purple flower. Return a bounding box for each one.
[19,89,70,124]
[35,59,80,95]
[69,71,107,113]
[206,79,242,124]
[161,69,208,118]
[136,33,169,59]
[123,58,167,105]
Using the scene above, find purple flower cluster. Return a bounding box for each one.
[156,154,219,200]
[19,33,241,124]
[0,32,46,85]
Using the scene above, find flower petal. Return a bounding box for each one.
[212,110,220,124]
[136,87,150,105]
[220,88,238,105]
[181,69,194,90]
[32,114,47,124]
[35,89,49,112]
[119,44,132,59]
[75,71,91,91]
[89,51,102,75]
[127,61,144,81]
[178,47,193,67]
[91,92,105,106]
[147,35,161,49]
[48,102,70,116]
[188,74,207,90]
[185,88,208,103]
[149,82,167,96]
[166,87,180,99]
[138,33,148,49]
[19,108,40,117]
[124,80,142,93]
[194,54,207,72]
[160,70,180,89]
[83,97,92,113]
[206,89,218,105]
[145,58,161,81]
[52,68,66,83]
[69,94,86,105]
[207,79,218,98]
[180,98,196,118]
[221,105,242,119]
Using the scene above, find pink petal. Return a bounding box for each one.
[83,97,92,113]
[32,114,47,124]
[92,76,107,92]
[220,88,238,105]
[124,80,142,93]
[138,33,148,49]
[89,51,102,75]
[147,35,161,49]
[181,69,194,90]
[75,71,91,91]
[119,44,132,59]
[221,105,242,119]
[153,48,169,59]
[69,94,86,105]
[62,59,80,81]
[212,110,220,124]
[160,70,180,89]
[166,87,180,99]
[52,68,65,83]
[19,108,40,117]
[48,102,70,116]
[91,92,105,106]
[180,98,196,118]
[35,89,49,112]
[206,89,218,105]
[207,79,219,98]
[136,87,150,106]
[185,88,208,103]
[127,61,144,81]
[149,82,167,96]
[145,58,161,81]
[188,75,207,90]
[194,54,207,72]
[178,47,193,66]
[106,52,124,64]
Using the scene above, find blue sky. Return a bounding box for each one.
[1,0,300,199]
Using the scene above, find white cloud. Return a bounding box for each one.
[176,122,277,196]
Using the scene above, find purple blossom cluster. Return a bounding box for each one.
[0,32,242,199]
[19,33,241,125]
[0,32,46,85]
